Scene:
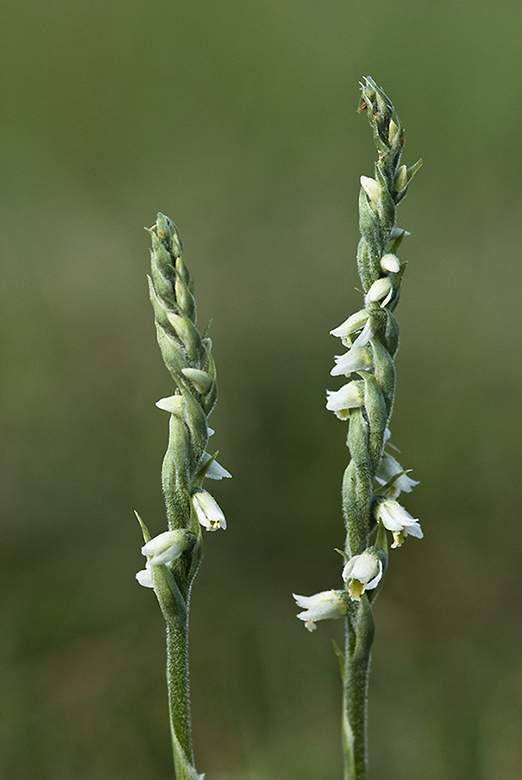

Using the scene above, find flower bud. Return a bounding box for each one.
[181,368,213,394]
[380,253,400,274]
[360,175,381,204]
[155,395,184,415]
[365,277,393,308]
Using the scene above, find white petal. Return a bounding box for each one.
[380,253,401,273]
[325,382,364,419]
[200,452,232,480]
[156,395,184,414]
[292,590,346,624]
[351,317,377,349]
[330,347,372,377]
[365,277,393,306]
[192,490,227,531]
[330,310,369,340]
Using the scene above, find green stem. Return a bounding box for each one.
[342,600,375,780]
[166,603,195,777]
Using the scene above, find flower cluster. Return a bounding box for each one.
[294,78,423,632]
[135,215,230,590]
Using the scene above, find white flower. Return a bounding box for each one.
[141,530,190,565]
[342,550,383,601]
[375,453,419,497]
[200,452,232,480]
[293,590,347,632]
[330,346,372,377]
[326,381,364,420]
[192,490,227,531]
[155,394,184,415]
[375,498,423,548]
[365,277,393,308]
[330,310,369,345]
[380,253,401,274]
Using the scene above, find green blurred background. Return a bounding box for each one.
[1,1,521,778]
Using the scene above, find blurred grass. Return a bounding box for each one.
[1,1,521,778]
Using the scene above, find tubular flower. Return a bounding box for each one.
[191,489,227,531]
[326,381,365,420]
[342,549,383,601]
[374,498,423,548]
[136,530,191,587]
[330,346,372,377]
[293,590,347,632]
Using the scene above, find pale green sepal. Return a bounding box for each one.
[332,639,345,677]
[395,158,423,204]
[152,559,187,625]
[134,510,152,544]
[155,322,189,377]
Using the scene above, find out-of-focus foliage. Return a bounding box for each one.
[1,2,521,778]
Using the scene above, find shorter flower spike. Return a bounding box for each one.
[374,498,423,548]
[191,489,227,531]
[342,548,384,601]
[293,590,347,632]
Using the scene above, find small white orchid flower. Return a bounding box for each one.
[293,590,347,632]
[375,452,419,497]
[331,346,372,377]
[342,550,383,601]
[192,490,227,531]
[365,277,393,308]
[380,253,401,274]
[374,498,423,548]
[330,310,369,345]
[326,381,364,420]
[141,530,190,565]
